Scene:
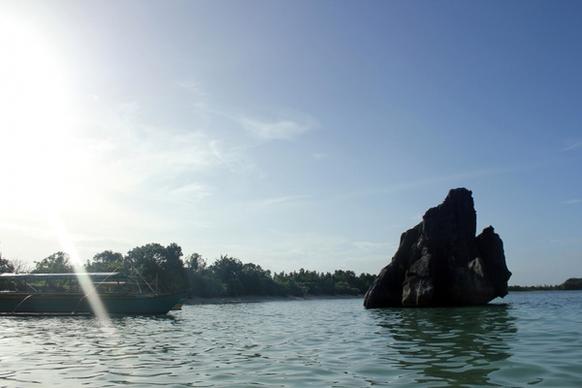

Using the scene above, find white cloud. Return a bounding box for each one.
[240,117,314,140]
[0,68,319,264]
[165,182,213,203]
[563,140,582,151]
[175,81,317,143]
[0,93,250,261]
[175,80,209,111]
[209,140,257,175]
[312,152,328,160]
[79,99,248,189]
[563,198,582,205]
[256,194,311,207]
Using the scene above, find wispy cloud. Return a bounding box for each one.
[209,140,257,176]
[176,80,207,96]
[256,194,312,207]
[312,152,328,160]
[175,82,317,142]
[176,81,316,140]
[240,117,315,140]
[563,140,582,152]
[166,182,213,201]
[81,99,249,188]
[175,80,209,111]
[1,75,319,263]
[563,198,582,205]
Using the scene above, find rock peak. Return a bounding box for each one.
[444,187,473,202]
[364,188,511,308]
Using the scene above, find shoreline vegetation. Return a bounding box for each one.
[0,243,376,299]
[508,278,582,292]
[2,243,581,300]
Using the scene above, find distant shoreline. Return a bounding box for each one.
[508,278,582,292]
[509,288,582,292]
[183,290,582,305]
[184,294,363,305]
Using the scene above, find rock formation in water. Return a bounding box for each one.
[561,278,582,290]
[364,188,511,308]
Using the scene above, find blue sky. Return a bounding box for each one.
[0,1,580,284]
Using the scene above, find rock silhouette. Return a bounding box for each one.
[364,188,511,308]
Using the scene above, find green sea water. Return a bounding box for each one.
[1,291,581,387]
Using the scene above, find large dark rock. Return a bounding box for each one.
[364,188,511,308]
[561,278,582,290]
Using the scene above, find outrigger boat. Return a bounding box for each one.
[0,272,184,315]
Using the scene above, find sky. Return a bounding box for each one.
[0,1,580,285]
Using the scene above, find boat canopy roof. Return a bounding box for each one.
[0,272,123,280]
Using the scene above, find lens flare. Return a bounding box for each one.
[50,215,114,330]
[0,15,113,327]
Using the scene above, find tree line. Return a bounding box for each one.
[508,278,582,291]
[0,243,377,298]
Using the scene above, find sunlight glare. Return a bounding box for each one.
[0,15,113,326]
[0,15,76,211]
[51,215,114,330]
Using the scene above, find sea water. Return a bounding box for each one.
[1,291,581,387]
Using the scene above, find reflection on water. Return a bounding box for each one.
[371,305,516,386]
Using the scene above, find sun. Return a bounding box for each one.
[0,15,115,324]
[0,15,76,211]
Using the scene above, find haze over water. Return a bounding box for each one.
[1,292,581,387]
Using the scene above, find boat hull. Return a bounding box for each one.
[0,293,183,315]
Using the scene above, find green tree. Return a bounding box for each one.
[86,251,126,273]
[8,258,31,274]
[32,252,73,273]
[356,273,376,294]
[209,255,244,296]
[205,256,286,297]
[0,253,15,273]
[185,253,206,272]
[126,243,187,292]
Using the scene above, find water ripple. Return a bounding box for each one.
[1,292,582,386]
